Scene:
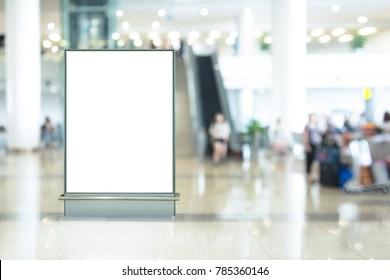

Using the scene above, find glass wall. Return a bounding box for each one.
[63,0,115,49]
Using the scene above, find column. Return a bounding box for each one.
[272,0,307,134]
[272,0,308,259]
[238,8,255,56]
[238,8,256,131]
[6,0,41,150]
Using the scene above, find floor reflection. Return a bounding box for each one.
[0,152,389,259]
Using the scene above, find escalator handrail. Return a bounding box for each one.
[210,53,241,152]
[184,45,204,149]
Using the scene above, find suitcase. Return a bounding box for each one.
[318,146,340,187]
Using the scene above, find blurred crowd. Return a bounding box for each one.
[301,110,390,185]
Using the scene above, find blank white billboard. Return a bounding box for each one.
[65,50,174,193]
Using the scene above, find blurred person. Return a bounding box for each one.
[340,118,356,148]
[317,113,329,134]
[164,42,172,50]
[271,118,289,158]
[41,116,55,148]
[0,126,7,155]
[303,114,322,180]
[208,112,230,163]
[177,40,185,57]
[382,111,390,135]
[318,122,343,187]
[321,121,341,147]
[150,40,157,49]
[341,118,355,133]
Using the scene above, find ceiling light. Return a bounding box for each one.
[121,21,130,29]
[358,26,378,36]
[42,40,52,48]
[200,8,209,16]
[47,22,55,30]
[168,31,180,40]
[263,36,273,44]
[111,32,120,40]
[49,33,61,42]
[188,30,200,40]
[133,38,143,47]
[129,32,140,40]
[116,10,124,17]
[170,39,180,49]
[331,4,340,13]
[331,27,346,37]
[209,30,221,39]
[318,34,331,43]
[152,21,160,29]
[117,39,125,47]
[252,29,263,38]
[51,46,59,53]
[206,37,215,46]
[337,34,354,43]
[311,28,325,38]
[153,38,162,47]
[357,16,368,24]
[225,37,235,46]
[157,9,166,17]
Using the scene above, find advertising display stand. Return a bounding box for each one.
[59,50,178,216]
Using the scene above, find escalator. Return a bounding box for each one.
[195,56,222,154]
[191,53,240,155]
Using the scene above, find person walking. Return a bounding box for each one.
[303,114,322,181]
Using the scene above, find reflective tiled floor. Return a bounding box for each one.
[1,150,390,259]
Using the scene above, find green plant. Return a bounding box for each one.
[351,34,366,49]
[260,40,271,52]
[246,119,264,136]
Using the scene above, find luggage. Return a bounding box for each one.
[318,145,340,187]
[359,166,374,186]
[339,164,353,187]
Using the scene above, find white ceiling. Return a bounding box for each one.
[116,0,390,35]
[0,0,389,36]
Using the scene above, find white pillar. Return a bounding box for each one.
[6,0,41,150]
[238,8,256,130]
[272,0,307,134]
[238,8,255,56]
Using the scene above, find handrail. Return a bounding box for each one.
[185,45,205,155]
[210,54,241,152]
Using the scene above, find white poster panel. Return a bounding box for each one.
[65,50,174,193]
